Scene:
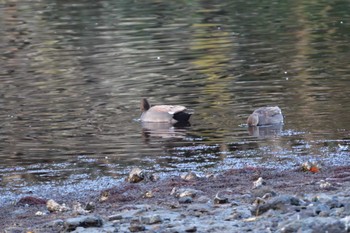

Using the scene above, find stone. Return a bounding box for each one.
[185,225,197,232]
[181,172,198,181]
[4,227,25,233]
[47,199,70,212]
[214,191,230,204]
[226,206,252,220]
[141,214,162,224]
[278,217,346,233]
[179,196,193,204]
[253,195,301,215]
[253,177,266,189]
[127,168,145,183]
[171,187,200,198]
[64,215,103,231]
[129,219,146,232]
[72,201,90,215]
[108,214,123,221]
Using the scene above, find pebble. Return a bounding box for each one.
[127,168,145,183]
[5,173,350,233]
[47,199,70,212]
[64,215,103,231]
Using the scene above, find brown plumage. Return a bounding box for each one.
[247,106,283,126]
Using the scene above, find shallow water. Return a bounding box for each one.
[0,0,349,202]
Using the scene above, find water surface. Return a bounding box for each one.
[0,0,349,202]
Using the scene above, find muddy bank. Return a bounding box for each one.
[1,165,350,232]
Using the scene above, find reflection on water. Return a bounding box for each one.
[141,122,190,140]
[0,0,350,201]
[247,124,283,138]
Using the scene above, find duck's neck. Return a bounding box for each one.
[141,98,151,112]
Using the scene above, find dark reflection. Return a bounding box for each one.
[141,122,190,141]
[248,124,283,138]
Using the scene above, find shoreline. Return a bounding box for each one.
[2,165,350,232]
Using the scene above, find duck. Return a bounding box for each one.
[140,98,192,123]
[247,106,283,126]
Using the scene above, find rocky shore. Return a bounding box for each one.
[2,165,350,233]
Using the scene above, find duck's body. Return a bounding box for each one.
[140,98,191,123]
[247,106,283,126]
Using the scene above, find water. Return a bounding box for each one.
[0,0,349,202]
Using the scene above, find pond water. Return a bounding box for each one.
[0,0,349,202]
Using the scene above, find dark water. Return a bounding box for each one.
[1,0,349,202]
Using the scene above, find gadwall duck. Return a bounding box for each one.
[140,98,192,123]
[247,106,283,126]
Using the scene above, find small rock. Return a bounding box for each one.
[64,215,103,231]
[85,202,96,212]
[141,214,162,224]
[226,206,252,220]
[17,196,47,206]
[171,187,200,198]
[185,225,197,232]
[214,191,230,204]
[278,216,346,233]
[144,190,154,198]
[99,191,110,202]
[318,180,332,189]
[47,199,70,212]
[253,177,266,189]
[197,195,211,204]
[253,195,301,215]
[127,168,145,183]
[108,214,123,221]
[179,196,193,204]
[35,211,47,216]
[129,225,146,232]
[72,201,90,215]
[129,219,146,232]
[44,219,65,232]
[181,171,198,181]
[4,227,25,233]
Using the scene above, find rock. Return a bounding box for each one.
[253,195,301,215]
[129,219,146,232]
[171,187,200,198]
[127,168,158,183]
[108,214,123,221]
[64,215,103,231]
[45,219,65,231]
[179,196,193,204]
[341,216,350,231]
[127,168,145,183]
[17,196,47,205]
[47,199,70,212]
[314,203,331,216]
[185,225,197,232]
[181,172,198,181]
[141,214,162,224]
[197,195,211,203]
[35,211,48,216]
[100,190,110,201]
[278,217,346,233]
[214,191,230,204]
[253,177,266,189]
[4,227,25,233]
[318,180,332,189]
[226,206,252,220]
[72,201,90,215]
[85,202,96,212]
[144,190,154,198]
